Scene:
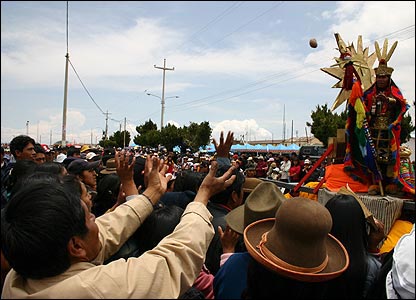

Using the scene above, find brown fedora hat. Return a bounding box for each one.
[100,158,116,175]
[244,197,349,282]
[226,182,286,234]
[243,177,263,193]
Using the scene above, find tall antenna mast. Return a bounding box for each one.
[61,1,69,147]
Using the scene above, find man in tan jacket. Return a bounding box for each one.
[1,151,236,298]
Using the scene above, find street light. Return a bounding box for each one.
[145,92,179,129]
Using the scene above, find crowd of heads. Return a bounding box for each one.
[0,133,413,299]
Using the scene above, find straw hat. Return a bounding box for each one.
[244,197,349,282]
[226,182,286,234]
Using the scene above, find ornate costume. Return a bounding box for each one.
[322,34,414,196]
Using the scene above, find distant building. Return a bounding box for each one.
[243,136,323,147]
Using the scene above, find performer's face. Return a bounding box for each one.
[376,75,390,91]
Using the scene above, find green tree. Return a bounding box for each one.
[306,104,347,147]
[132,119,212,151]
[133,119,160,147]
[160,124,182,151]
[99,138,117,149]
[111,130,131,148]
[182,121,212,151]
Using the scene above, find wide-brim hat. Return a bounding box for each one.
[100,158,117,175]
[226,182,286,234]
[242,177,263,194]
[244,197,349,282]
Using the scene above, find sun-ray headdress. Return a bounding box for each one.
[321,33,377,111]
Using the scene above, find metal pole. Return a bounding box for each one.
[123,117,126,148]
[154,59,174,130]
[26,121,29,135]
[161,60,166,130]
[105,110,109,140]
[62,2,69,147]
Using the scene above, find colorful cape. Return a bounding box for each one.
[344,80,414,195]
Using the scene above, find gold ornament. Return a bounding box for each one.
[321,33,377,111]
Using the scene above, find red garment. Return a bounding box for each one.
[255,160,268,178]
[193,264,214,299]
[289,164,301,182]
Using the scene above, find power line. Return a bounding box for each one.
[68,58,105,115]
[170,1,244,53]
[210,1,285,47]
[166,25,414,112]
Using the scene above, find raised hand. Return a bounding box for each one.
[218,225,240,254]
[213,131,234,158]
[193,160,236,206]
[142,155,172,205]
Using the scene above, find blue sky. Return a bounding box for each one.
[1,1,415,145]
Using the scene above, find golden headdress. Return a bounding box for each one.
[321,33,377,111]
[374,39,398,76]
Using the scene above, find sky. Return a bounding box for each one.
[1,1,415,146]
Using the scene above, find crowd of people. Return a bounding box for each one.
[0,130,414,299]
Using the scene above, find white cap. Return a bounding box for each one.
[55,153,67,163]
[304,159,311,164]
[386,224,415,299]
[267,157,275,162]
[86,152,98,160]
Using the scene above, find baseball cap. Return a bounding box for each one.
[86,152,98,160]
[67,159,100,175]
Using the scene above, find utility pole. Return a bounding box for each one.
[154,59,174,130]
[123,117,127,148]
[104,110,111,140]
[26,121,29,135]
[62,2,69,148]
[291,120,294,144]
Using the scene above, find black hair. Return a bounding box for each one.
[9,135,36,157]
[66,147,80,157]
[92,174,121,217]
[173,170,205,193]
[134,205,184,255]
[1,173,87,279]
[209,165,245,205]
[324,194,368,299]
[133,156,146,189]
[34,143,45,154]
[62,174,83,198]
[34,161,66,176]
[6,159,37,197]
